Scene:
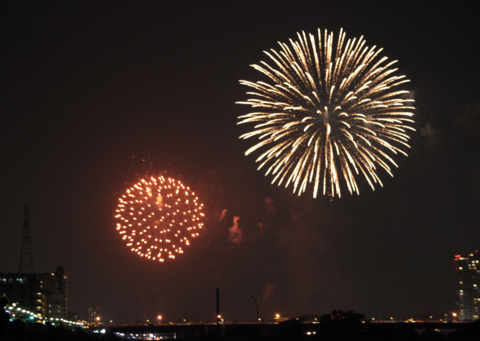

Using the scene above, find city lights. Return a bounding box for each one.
[3,303,81,327]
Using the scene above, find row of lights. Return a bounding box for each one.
[4,302,82,327]
[371,312,458,322]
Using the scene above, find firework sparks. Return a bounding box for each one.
[237,29,415,198]
[115,176,205,262]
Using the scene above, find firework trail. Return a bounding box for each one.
[115,176,204,262]
[237,29,415,197]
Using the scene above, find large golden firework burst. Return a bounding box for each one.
[115,176,204,262]
[237,29,415,198]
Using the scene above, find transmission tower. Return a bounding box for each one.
[19,206,34,273]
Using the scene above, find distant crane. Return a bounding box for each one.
[216,288,220,324]
[251,295,261,322]
[19,206,34,273]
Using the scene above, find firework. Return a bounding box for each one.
[115,176,204,262]
[237,29,415,198]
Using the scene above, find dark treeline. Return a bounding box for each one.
[214,311,480,341]
[0,295,112,341]
[2,310,480,340]
[0,320,115,341]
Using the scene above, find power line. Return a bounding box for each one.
[19,207,34,273]
[28,214,452,262]
[28,226,451,276]
[0,214,22,224]
[33,241,453,291]
[1,213,454,278]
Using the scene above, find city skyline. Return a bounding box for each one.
[1,2,480,323]
[3,234,474,323]
[454,252,480,320]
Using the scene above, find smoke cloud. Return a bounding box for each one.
[262,283,275,302]
[228,216,242,244]
[219,209,228,222]
[264,197,277,215]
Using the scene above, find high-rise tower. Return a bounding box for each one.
[18,206,34,273]
[454,251,480,320]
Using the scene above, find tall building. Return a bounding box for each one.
[454,251,480,320]
[1,209,70,320]
[0,266,68,319]
[49,266,69,319]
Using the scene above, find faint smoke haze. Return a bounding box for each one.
[275,204,328,315]
[420,123,438,137]
[262,282,275,302]
[219,209,228,221]
[420,123,441,147]
[229,216,242,244]
[264,197,277,215]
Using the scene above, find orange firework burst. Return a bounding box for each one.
[115,176,204,262]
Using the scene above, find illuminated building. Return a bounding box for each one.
[86,306,99,323]
[454,251,480,320]
[49,266,68,318]
[0,266,68,318]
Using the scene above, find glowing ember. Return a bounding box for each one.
[115,176,204,262]
[237,28,415,198]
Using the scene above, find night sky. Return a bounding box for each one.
[1,2,480,323]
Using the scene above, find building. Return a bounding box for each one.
[0,266,68,319]
[454,251,480,320]
[86,306,99,323]
[50,266,68,319]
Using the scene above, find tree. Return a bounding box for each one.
[319,310,366,336]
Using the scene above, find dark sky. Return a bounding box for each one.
[1,1,480,323]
